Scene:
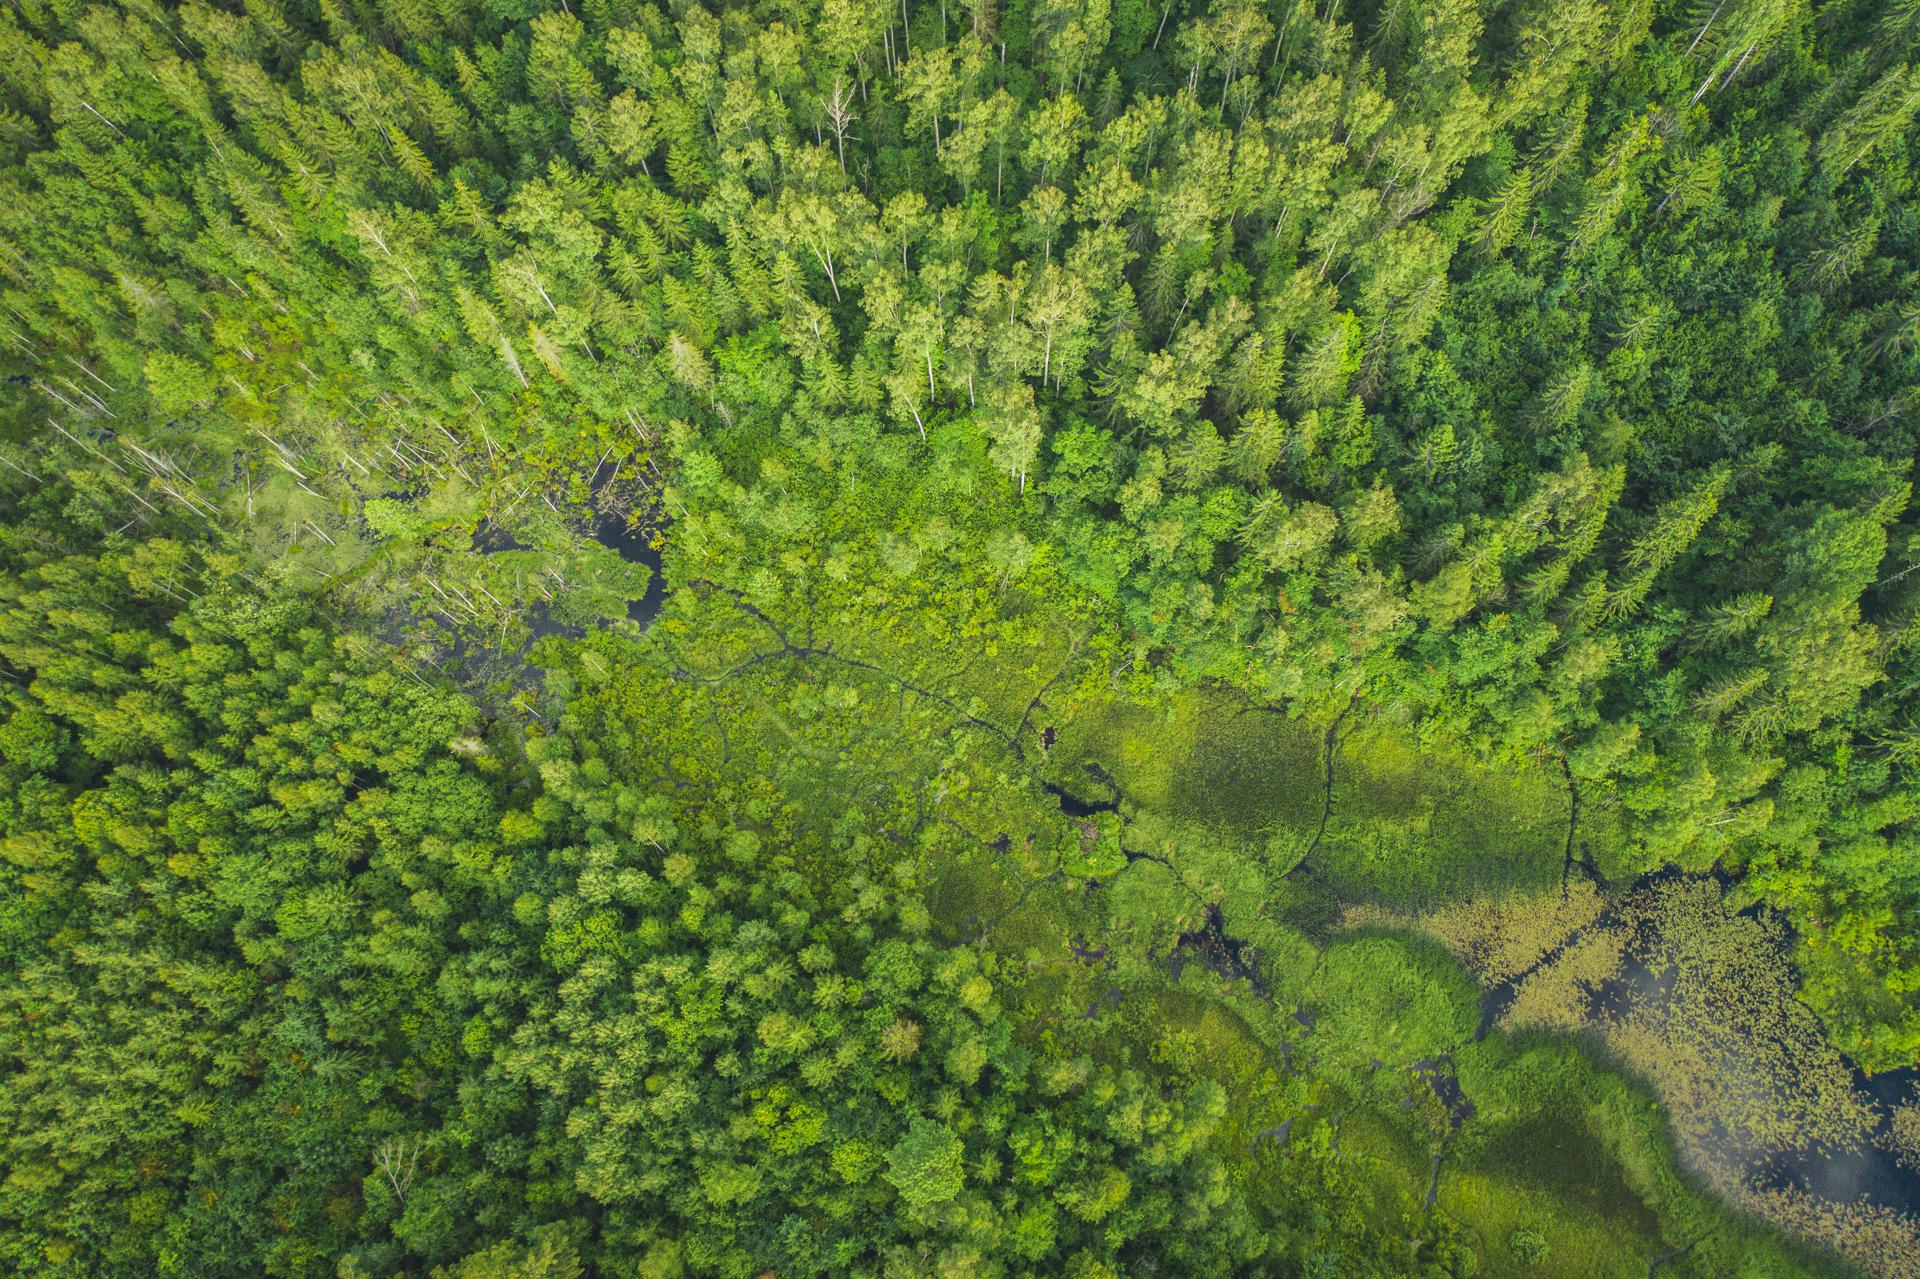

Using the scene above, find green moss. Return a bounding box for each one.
[1311,726,1569,909]
[1046,691,1603,913]
[1044,689,1323,837]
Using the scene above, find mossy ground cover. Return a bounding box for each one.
[1445,1095,1668,1278]
[1312,725,1574,910]
[1039,686,1605,912]
[1440,1169,1655,1279]
[1040,687,1325,836]
[571,565,1868,1278]
[1025,682,1858,1276]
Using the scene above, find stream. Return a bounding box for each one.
[1036,766,1920,1240]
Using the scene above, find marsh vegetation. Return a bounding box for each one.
[4,0,1919,1276]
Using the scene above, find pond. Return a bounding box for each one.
[471,510,666,640]
[587,509,667,629]
[1473,868,1920,1230]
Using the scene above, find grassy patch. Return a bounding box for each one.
[1309,724,1570,909]
[1044,690,1586,913]
[1336,1110,1440,1215]
[1443,1168,1654,1278]
[1305,933,1482,1071]
[1042,688,1324,836]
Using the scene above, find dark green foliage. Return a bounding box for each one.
[0,530,511,1276]
[1,0,1918,1274]
[2,0,1909,1057]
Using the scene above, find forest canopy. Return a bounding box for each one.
[1,0,1918,1275]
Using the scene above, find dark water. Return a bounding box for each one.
[588,510,667,629]
[1473,868,1920,1220]
[1411,1055,1478,1130]
[470,512,666,635]
[1754,1061,1920,1218]
[1167,904,1272,998]
[1040,761,1122,817]
[469,522,527,554]
[1041,779,1117,817]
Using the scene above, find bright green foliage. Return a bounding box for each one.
[0,505,1286,1278]
[0,0,1911,1060]
[884,1118,966,1209]
[0,0,1918,1274]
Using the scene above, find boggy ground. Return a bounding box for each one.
[536,508,1900,1276]
[1040,685,1918,1278]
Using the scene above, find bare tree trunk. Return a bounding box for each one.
[814,246,842,302]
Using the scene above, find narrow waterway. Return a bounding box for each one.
[1036,767,1920,1260]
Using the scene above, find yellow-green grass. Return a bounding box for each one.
[1311,724,1571,908]
[1336,1109,1442,1214]
[1042,687,1324,835]
[1443,1165,1657,1278]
